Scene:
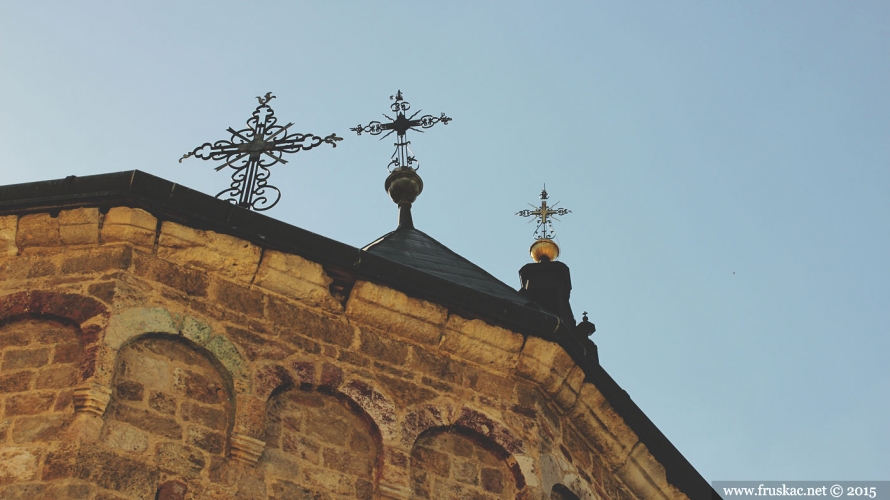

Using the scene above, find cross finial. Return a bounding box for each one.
[516,186,572,240]
[179,93,342,211]
[351,90,452,171]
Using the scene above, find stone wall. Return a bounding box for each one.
[0,208,689,500]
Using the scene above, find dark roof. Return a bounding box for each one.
[0,170,717,500]
[363,226,539,310]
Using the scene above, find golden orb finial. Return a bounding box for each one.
[530,238,560,262]
[517,186,571,262]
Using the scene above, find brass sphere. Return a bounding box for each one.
[530,238,560,262]
[385,167,423,205]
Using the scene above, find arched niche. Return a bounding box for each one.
[0,314,84,441]
[100,334,234,480]
[551,483,582,500]
[410,426,522,500]
[261,385,382,500]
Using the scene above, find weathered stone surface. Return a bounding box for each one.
[440,315,523,372]
[156,441,206,476]
[254,250,341,311]
[76,445,159,497]
[59,245,132,275]
[58,207,100,245]
[2,348,50,371]
[348,280,447,324]
[515,336,577,395]
[105,306,178,349]
[10,414,72,442]
[101,206,157,247]
[158,221,261,282]
[0,447,38,484]
[5,393,55,415]
[16,213,60,248]
[109,404,182,439]
[0,371,33,392]
[346,286,443,346]
[102,419,149,453]
[267,297,355,348]
[134,252,209,296]
[212,279,264,316]
[0,215,17,256]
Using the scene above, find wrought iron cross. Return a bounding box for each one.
[516,187,571,240]
[350,90,451,171]
[179,92,342,211]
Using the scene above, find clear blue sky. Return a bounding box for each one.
[2,1,887,483]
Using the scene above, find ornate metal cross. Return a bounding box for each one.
[179,92,342,211]
[350,90,451,171]
[516,187,571,240]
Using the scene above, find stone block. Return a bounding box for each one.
[109,404,182,439]
[16,213,60,248]
[75,445,159,498]
[267,297,355,348]
[568,384,638,468]
[4,392,55,416]
[59,245,133,275]
[10,414,72,442]
[515,336,577,395]
[254,250,341,311]
[0,215,18,256]
[349,281,447,324]
[181,402,226,430]
[102,420,149,454]
[133,252,208,296]
[0,371,33,392]
[211,279,264,317]
[616,442,680,500]
[156,442,206,477]
[0,447,38,484]
[59,207,99,245]
[446,315,524,352]
[2,348,51,371]
[553,366,585,411]
[35,364,78,389]
[158,221,261,282]
[346,297,442,346]
[439,321,521,372]
[101,207,157,248]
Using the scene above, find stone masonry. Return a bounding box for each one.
[0,207,689,499]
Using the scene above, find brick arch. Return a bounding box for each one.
[409,425,528,499]
[551,483,582,500]
[259,371,384,499]
[100,333,236,481]
[401,403,526,457]
[541,452,598,500]
[0,290,108,382]
[399,403,531,498]
[250,359,397,442]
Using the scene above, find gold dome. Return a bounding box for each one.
[530,238,559,262]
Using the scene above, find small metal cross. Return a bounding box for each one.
[351,90,451,171]
[180,92,342,211]
[516,187,571,240]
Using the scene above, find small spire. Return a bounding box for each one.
[352,91,451,228]
[516,186,571,261]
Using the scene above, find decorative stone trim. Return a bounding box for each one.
[73,384,112,416]
[229,433,266,465]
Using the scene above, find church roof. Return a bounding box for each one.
[0,170,716,499]
[363,226,538,310]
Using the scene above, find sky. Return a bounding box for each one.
[1,1,888,485]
